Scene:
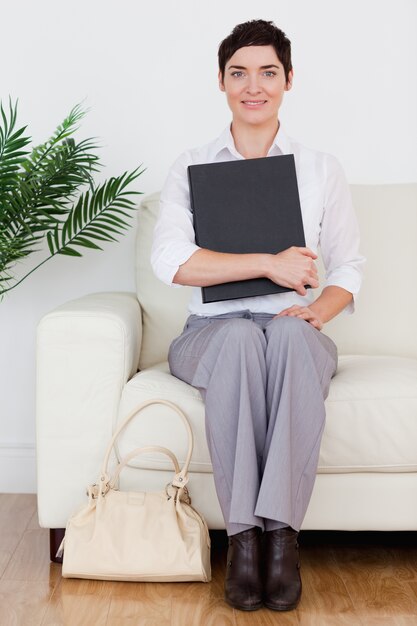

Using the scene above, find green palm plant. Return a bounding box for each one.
[0,98,145,300]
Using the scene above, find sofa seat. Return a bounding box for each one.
[113,355,417,477]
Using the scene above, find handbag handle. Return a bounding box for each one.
[100,399,194,489]
[109,444,181,489]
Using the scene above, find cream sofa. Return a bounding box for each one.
[36,184,417,561]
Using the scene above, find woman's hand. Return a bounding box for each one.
[273,305,324,331]
[266,247,319,296]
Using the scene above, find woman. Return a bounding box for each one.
[151,19,365,612]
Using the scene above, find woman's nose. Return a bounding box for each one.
[245,76,262,93]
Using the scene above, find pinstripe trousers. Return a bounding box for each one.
[168,309,338,536]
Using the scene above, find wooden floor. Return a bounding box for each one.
[1,494,417,625]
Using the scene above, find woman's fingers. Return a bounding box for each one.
[298,247,318,259]
[270,247,319,292]
[295,311,323,330]
[274,306,323,330]
[294,311,310,320]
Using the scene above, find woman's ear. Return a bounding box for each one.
[286,68,294,91]
[218,70,225,92]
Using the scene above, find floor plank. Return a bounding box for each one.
[41,578,113,626]
[295,546,361,625]
[329,533,417,620]
[0,494,37,578]
[0,579,55,626]
[2,528,61,584]
[171,594,235,626]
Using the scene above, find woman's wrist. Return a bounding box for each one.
[308,302,328,324]
[309,286,354,324]
[260,253,274,280]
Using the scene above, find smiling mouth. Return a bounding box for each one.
[242,100,267,106]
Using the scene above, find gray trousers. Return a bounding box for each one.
[168,309,338,536]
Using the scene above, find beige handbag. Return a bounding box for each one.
[57,399,211,582]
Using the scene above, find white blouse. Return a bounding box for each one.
[151,122,366,316]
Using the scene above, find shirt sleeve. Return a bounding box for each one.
[150,151,201,288]
[319,153,366,315]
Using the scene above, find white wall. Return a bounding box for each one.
[1,0,416,492]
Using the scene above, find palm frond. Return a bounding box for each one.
[0,98,32,200]
[24,103,88,176]
[46,166,146,258]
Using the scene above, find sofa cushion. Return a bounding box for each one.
[135,192,192,371]
[114,355,417,475]
[320,184,417,360]
[115,365,209,474]
[319,355,417,472]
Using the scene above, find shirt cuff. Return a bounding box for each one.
[324,266,364,315]
[152,243,201,288]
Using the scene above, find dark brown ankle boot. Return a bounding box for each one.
[263,526,302,611]
[224,526,263,611]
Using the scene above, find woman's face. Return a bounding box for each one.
[218,45,293,125]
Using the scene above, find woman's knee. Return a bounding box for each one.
[265,315,310,343]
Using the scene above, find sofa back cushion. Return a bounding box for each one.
[136,184,417,369]
[135,192,192,371]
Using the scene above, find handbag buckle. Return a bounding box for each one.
[165,482,177,501]
[165,482,191,504]
[89,475,111,498]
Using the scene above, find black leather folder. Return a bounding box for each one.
[187,154,308,303]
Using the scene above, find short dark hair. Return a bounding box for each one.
[218,19,293,85]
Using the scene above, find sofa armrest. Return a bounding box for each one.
[36,291,142,528]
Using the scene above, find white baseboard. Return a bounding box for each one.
[0,442,37,493]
